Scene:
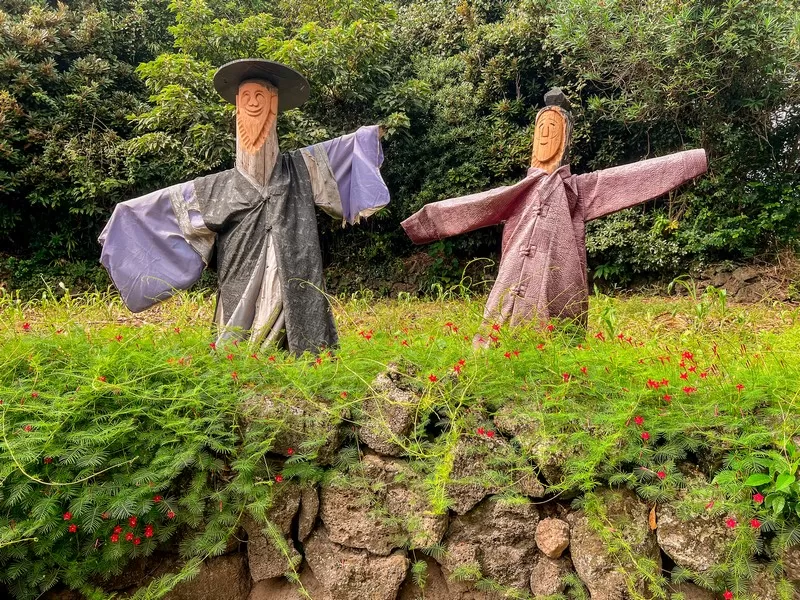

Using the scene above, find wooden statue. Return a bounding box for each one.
[402,87,707,334]
[99,60,390,355]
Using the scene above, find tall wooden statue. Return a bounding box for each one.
[99,60,390,355]
[402,88,707,333]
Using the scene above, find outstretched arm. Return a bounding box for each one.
[99,182,215,312]
[302,125,390,225]
[574,149,707,222]
[401,177,535,244]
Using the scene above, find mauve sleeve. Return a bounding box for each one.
[314,125,390,225]
[401,179,530,244]
[575,149,707,222]
[98,183,208,312]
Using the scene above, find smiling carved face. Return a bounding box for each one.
[533,108,565,166]
[236,80,278,154]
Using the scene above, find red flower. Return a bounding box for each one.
[268,355,276,362]
[546,324,555,332]
[226,353,234,361]
[44,457,52,464]
[682,386,697,394]
[167,511,175,519]
[453,364,462,374]
[512,350,520,357]
[458,358,466,366]
[250,353,259,360]
[491,323,500,331]
[340,391,348,398]
[656,471,666,480]
[22,322,30,331]
[153,495,162,503]
[133,537,141,545]
[68,524,78,533]
[477,427,485,436]
[736,384,745,391]
[486,430,495,438]
[646,379,660,390]
[641,431,650,441]
[286,448,294,456]
[680,372,688,380]
[231,371,238,381]
[174,327,181,334]
[580,366,588,375]
[110,533,119,543]
[125,532,134,542]
[681,351,694,362]
[23,424,32,432]
[753,493,764,504]
[209,342,216,350]
[594,331,606,341]
[750,518,761,529]
[723,591,733,600]
[504,351,511,359]
[115,334,123,342]
[725,517,737,528]
[428,374,438,383]
[401,339,409,347]
[634,416,644,426]
[275,475,283,483]
[144,525,154,538]
[705,500,715,510]
[562,373,571,382]
[63,512,72,521]
[699,371,708,379]
[536,343,544,351]
[113,525,123,534]
[688,365,697,373]
[98,375,106,382]
[663,394,672,402]
[128,516,137,527]
[660,379,669,386]
[31,391,39,398]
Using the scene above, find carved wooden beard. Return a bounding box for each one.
[236,81,278,154]
[530,107,571,174]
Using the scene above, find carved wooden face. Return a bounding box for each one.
[236,81,278,154]
[533,108,565,163]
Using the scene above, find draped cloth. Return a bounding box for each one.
[99,126,389,355]
[402,149,707,328]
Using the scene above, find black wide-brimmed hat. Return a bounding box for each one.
[213,59,310,111]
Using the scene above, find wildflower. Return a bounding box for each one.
[705,501,715,510]
[580,366,588,375]
[22,322,30,331]
[736,384,745,391]
[128,516,137,527]
[275,475,283,483]
[682,386,697,394]
[113,525,123,534]
[63,512,72,521]
[268,355,276,362]
[681,351,694,362]
[44,457,52,464]
[663,394,672,402]
[725,518,737,528]
[486,430,495,438]
[536,343,544,351]
[125,532,134,542]
[115,334,123,342]
[723,591,733,600]
[287,448,294,456]
[504,351,511,359]
[750,518,761,529]
[23,424,32,432]
[562,373,571,382]
[231,371,238,381]
[153,495,162,503]
[98,376,106,382]
[753,493,764,504]
[617,333,625,340]
[31,391,39,398]
[489,334,499,343]
[250,353,258,360]
[458,358,466,366]
[699,371,708,379]
[428,374,438,383]
[656,471,666,480]
[641,431,650,441]
[595,331,605,341]
[680,372,688,380]
[634,416,644,426]
[226,353,234,361]
[401,340,409,347]
[546,324,555,332]
[144,525,154,538]
[340,391,348,398]
[660,379,669,386]
[110,533,120,543]
[453,364,462,374]
[513,350,520,357]
[68,524,78,533]
[134,537,141,546]
[174,327,181,334]
[101,512,109,520]
[477,427,485,436]
[492,323,500,331]
[646,379,660,390]
[209,342,216,350]
[167,511,175,519]
[688,365,697,373]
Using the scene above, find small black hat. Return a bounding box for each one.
[213,59,310,111]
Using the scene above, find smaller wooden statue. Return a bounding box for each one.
[402,87,707,333]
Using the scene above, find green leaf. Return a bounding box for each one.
[775,473,796,492]
[744,473,772,487]
[772,495,786,516]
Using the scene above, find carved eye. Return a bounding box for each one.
[255,92,264,103]
[241,91,250,102]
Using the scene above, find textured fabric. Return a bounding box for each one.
[99,184,205,312]
[317,125,389,225]
[402,149,707,328]
[99,126,389,354]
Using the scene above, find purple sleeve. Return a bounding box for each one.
[98,183,206,312]
[316,125,390,224]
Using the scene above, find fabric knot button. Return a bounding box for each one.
[511,284,526,296]
[519,245,532,257]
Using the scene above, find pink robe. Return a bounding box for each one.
[401,149,707,327]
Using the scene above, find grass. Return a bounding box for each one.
[0,286,799,599]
